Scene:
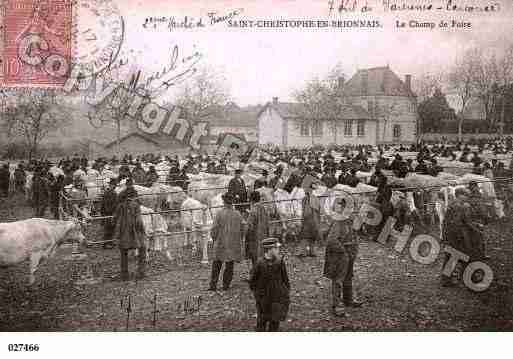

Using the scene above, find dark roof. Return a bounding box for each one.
[344,66,415,97]
[104,132,160,149]
[205,105,261,127]
[257,101,371,120]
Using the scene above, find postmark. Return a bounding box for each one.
[72,0,124,77]
[2,0,73,87]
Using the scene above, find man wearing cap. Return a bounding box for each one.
[249,237,290,331]
[209,192,244,291]
[324,197,363,317]
[228,168,248,213]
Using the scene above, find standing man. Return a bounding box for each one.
[297,184,321,257]
[49,174,64,220]
[14,164,26,194]
[209,193,244,291]
[101,178,118,249]
[0,164,10,198]
[33,168,50,217]
[114,185,147,281]
[245,191,270,269]
[228,168,248,213]
[441,188,474,287]
[323,198,363,317]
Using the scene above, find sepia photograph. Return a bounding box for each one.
[0,0,512,344]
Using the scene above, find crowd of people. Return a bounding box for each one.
[1,138,512,330]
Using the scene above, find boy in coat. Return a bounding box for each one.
[249,238,290,332]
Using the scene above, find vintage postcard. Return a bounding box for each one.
[1,0,513,344]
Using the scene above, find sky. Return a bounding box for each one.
[79,0,513,107]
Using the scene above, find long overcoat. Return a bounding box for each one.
[114,198,146,250]
[245,204,270,261]
[323,219,358,280]
[299,194,321,242]
[249,256,290,322]
[211,207,244,262]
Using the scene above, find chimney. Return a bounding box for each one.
[361,70,368,95]
[337,76,345,90]
[272,97,279,105]
[405,74,412,92]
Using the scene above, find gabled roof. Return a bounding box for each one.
[204,105,261,127]
[257,101,371,120]
[104,132,160,149]
[344,66,415,97]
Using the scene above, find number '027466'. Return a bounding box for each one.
[7,344,40,352]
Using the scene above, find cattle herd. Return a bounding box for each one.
[1,139,513,286]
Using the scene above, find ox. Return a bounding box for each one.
[0,219,85,285]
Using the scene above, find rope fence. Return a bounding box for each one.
[57,175,513,267]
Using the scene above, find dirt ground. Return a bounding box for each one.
[1,192,512,331]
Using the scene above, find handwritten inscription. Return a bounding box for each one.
[328,0,501,14]
[208,8,244,25]
[143,9,243,30]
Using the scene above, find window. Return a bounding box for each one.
[393,124,401,138]
[300,122,310,136]
[312,120,323,136]
[344,120,353,136]
[357,120,365,137]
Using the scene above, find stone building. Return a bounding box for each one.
[257,66,418,147]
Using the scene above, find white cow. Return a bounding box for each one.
[0,219,85,284]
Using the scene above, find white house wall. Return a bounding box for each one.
[286,119,377,147]
[257,107,284,145]
[348,95,417,143]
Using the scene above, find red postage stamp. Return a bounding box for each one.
[2,0,72,87]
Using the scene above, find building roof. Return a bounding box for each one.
[204,105,261,127]
[257,101,371,120]
[103,132,160,149]
[343,66,415,97]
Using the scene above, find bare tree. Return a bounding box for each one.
[488,44,513,135]
[469,48,500,132]
[1,89,70,160]
[293,77,332,145]
[377,101,400,141]
[174,66,230,122]
[293,66,347,145]
[448,49,476,142]
[414,71,445,103]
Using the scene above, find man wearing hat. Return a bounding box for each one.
[228,168,248,213]
[323,197,362,317]
[297,182,321,257]
[249,238,290,331]
[209,192,244,291]
[441,187,474,287]
[101,178,118,248]
[113,183,146,281]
